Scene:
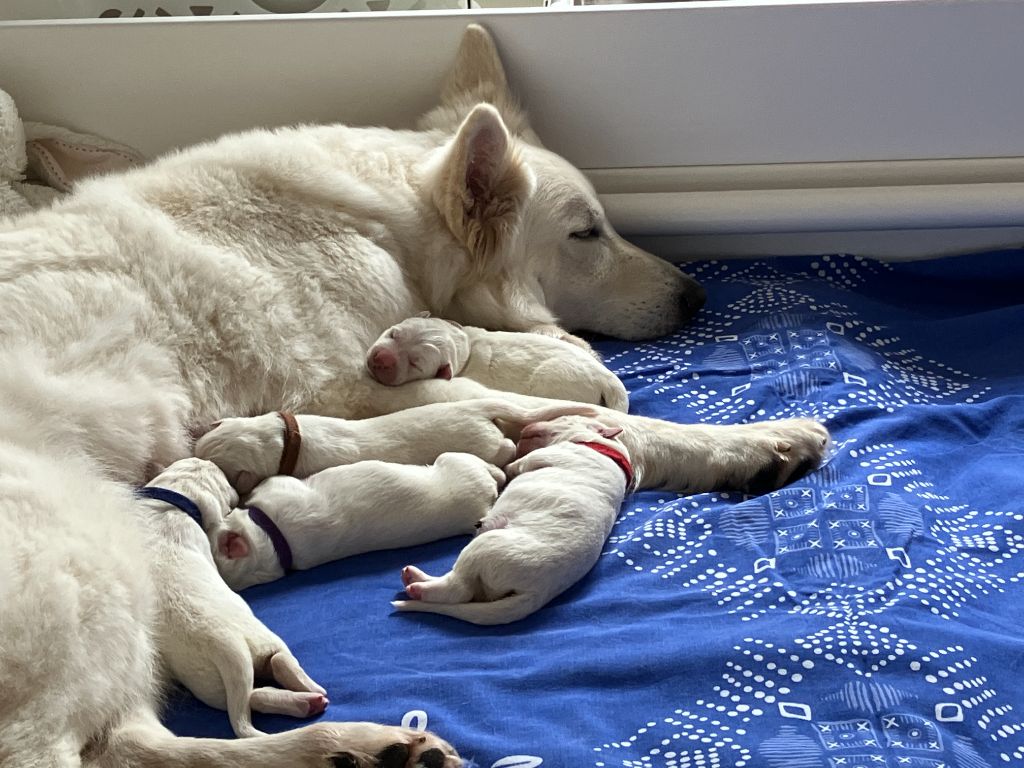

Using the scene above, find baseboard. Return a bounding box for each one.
[589,158,1024,259]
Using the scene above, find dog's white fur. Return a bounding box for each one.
[366,315,630,411]
[143,458,331,738]
[195,398,595,493]
[0,23,826,766]
[210,453,504,591]
[393,415,630,625]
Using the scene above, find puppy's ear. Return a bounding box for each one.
[598,425,624,440]
[433,104,532,271]
[219,531,249,560]
[416,310,432,318]
[435,363,453,380]
[418,24,541,144]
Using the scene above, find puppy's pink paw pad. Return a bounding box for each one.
[306,693,328,717]
[405,582,424,600]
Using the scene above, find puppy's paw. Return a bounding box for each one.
[740,419,830,495]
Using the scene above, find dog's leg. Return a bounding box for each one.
[624,415,830,494]
[343,381,830,493]
[249,688,328,719]
[268,650,327,697]
[95,707,461,768]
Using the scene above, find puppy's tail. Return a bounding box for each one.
[211,635,263,738]
[392,592,546,626]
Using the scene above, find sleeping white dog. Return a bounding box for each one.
[140,458,329,737]
[365,314,629,412]
[209,453,505,591]
[393,415,631,625]
[195,398,594,493]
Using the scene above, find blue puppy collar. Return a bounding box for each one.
[136,486,204,528]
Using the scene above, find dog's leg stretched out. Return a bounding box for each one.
[344,377,830,495]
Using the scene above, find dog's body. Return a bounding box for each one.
[195,399,593,493]
[366,315,630,411]
[142,458,329,737]
[209,453,504,590]
[0,24,826,768]
[394,416,630,625]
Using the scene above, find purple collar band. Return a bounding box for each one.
[245,505,294,573]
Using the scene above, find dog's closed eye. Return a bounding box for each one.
[570,226,600,241]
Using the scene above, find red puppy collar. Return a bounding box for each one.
[574,441,634,490]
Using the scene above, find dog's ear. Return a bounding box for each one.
[433,104,533,270]
[418,24,542,144]
[416,310,432,318]
[435,363,453,380]
[598,425,624,440]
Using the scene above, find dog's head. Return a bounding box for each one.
[420,25,705,341]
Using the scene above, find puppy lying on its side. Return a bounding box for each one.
[141,458,328,737]
[195,398,594,493]
[365,315,629,412]
[393,415,631,625]
[209,453,505,591]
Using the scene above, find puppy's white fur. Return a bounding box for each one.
[195,398,595,493]
[143,458,329,737]
[393,415,630,625]
[210,453,504,591]
[366,315,630,412]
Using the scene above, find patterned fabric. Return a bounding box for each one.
[165,250,1024,768]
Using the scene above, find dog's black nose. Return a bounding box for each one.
[680,279,707,319]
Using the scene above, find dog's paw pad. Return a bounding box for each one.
[415,749,447,768]
[306,694,329,717]
[405,582,424,600]
[332,753,360,768]
[376,743,410,768]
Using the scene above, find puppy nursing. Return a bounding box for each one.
[195,398,595,493]
[393,415,631,625]
[366,315,630,412]
[209,453,505,590]
[141,458,327,737]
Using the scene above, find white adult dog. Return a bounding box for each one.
[0,23,826,768]
[365,314,630,411]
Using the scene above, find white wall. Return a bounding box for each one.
[2,2,1024,257]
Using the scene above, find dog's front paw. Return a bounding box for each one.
[740,419,830,495]
[312,724,461,768]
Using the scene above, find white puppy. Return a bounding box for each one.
[209,453,505,591]
[393,415,631,625]
[365,315,630,412]
[141,458,328,737]
[195,398,595,493]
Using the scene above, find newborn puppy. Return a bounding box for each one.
[140,458,328,737]
[392,415,631,625]
[366,315,629,412]
[195,398,595,493]
[209,453,505,591]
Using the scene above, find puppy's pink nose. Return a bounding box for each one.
[368,347,399,385]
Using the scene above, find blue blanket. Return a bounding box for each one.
[166,250,1024,768]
